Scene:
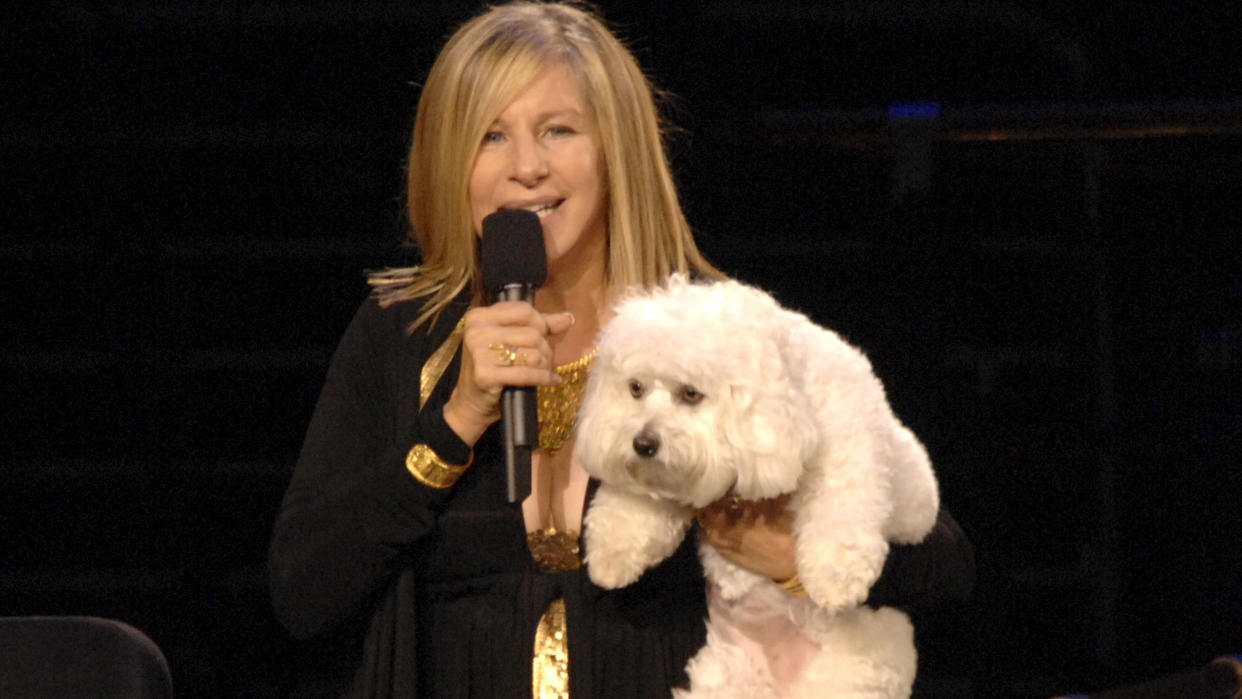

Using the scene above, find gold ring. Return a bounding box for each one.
[489,343,518,366]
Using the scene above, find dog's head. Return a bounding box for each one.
[574,276,819,508]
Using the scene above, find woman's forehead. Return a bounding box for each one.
[492,65,587,116]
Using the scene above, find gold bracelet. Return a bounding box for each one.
[405,443,472,489]
[776,572,808,598]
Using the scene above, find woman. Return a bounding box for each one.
[268,3,972,697]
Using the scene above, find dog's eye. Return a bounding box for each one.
[677,385,705,405]
[628,379,645,398]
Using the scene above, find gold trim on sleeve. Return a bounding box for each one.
[420,316,467,410]
[404,443,472,489]
[532,598,570,699]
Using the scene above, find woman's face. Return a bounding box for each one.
[468,64,608,274]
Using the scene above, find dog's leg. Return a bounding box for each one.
[793,459,893,615]
[882,423,939,544]
[795,606,917,699]
[583,484,694,588]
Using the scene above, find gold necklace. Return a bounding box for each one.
[526,527,582,573]
[536,349,596,453]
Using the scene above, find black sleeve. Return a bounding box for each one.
[268,298,468,640]
[865,507,975,611]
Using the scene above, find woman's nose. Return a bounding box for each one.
[510,136,548,187]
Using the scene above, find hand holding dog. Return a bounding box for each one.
[697,494,798,583]
[443,303,574,446]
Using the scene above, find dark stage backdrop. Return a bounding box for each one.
[4,1,1240,696]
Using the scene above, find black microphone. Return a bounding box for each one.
[481,209,547,503]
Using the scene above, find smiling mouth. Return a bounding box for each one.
[507,199,564,219]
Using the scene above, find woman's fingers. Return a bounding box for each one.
[697,493,793,533]
[696,494,797,580]
[443,304,574,447]
[544,311,575,336]
[467,331,558,382]
[472,301,561,331]
[463,304,574,381]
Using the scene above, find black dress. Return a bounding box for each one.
[268,294,973,698]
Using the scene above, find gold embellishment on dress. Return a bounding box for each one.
[527,352,591,696]
[532,598,569,699]
[420,316,466,410]
[537,349,596,452]
[404,443,472,489]
[526,527,582,573]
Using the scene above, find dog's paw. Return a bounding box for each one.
[582,485,695,589]
[799,538,888,614]
[807,574,874,615]
[585,551,647,589]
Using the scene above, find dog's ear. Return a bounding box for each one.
[720,373,818,499]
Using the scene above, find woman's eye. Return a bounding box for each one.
[628,380,644,398]
[545,125,575,137]
[481,131,504,145]
[677,385,704,405]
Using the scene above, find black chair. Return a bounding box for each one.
[0,616,173,698]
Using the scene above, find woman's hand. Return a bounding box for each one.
[443,302,574,447]
[696,493,798,582]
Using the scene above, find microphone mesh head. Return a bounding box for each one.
[481,210,547,292]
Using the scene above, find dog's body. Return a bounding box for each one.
[575,276,939,698]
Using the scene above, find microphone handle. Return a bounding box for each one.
[496,284,537,503]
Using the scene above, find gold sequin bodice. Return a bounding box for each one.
[529,349,594,698]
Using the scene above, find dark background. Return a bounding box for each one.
[3,1,1240,696]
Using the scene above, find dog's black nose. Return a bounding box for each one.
[632,431,660,458]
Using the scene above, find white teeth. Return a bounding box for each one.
[522,201,559,218]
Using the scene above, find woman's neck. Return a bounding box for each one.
[535,252,609,364]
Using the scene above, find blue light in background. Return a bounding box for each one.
[888,102,942,119]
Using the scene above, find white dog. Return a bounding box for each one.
[575,275,940,698]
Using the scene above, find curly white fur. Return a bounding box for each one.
[575,275,940,698]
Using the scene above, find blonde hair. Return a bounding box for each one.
[369,1,723,328]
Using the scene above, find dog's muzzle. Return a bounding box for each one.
[632,429,661,458]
